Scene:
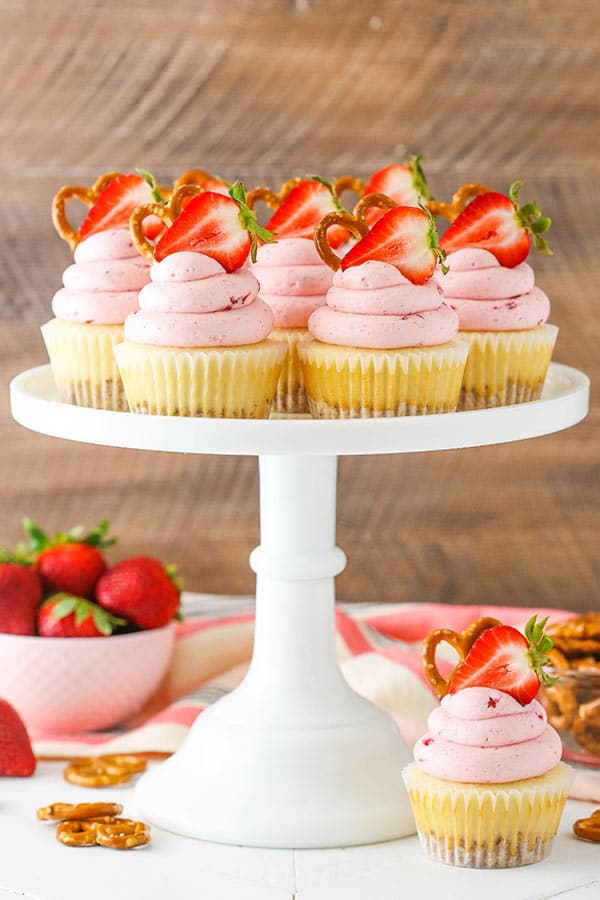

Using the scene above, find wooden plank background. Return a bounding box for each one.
[1,0,598,610]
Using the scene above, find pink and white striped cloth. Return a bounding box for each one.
[33,596,600,801]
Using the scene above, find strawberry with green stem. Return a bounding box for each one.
[341,203,447,285]
[96,556,181,630]
[448,615,557,705]
[24,517,117,598]
[37,594,127,638]
[154,182,275,269]
[440,181,552,268]
[265,177,348,247]
[363,156,431,225]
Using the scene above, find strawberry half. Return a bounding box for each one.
[37,594,127,638]
[79,170,166,241]
[341,205,446,285]
[24,518,116,598]
[0,699,36,776]
[154,182,274,269]
[265,178,348,248]
[448,615,557,706]
[364,155,430,225]
[440,181,552,268]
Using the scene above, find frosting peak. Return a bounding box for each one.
[414,687,562,783]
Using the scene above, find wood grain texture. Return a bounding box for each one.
[0,0,598,610]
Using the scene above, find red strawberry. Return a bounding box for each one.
[341,205,446,285]
[265,178,348,247]
[24,518,116,598]
[79,170,166,241]
[364,155,430,225]
[37,594,126,638]
[448,615,557,705]
[440,181,552,267]
[0,699,36,776]
[0,558,43,635]
[96,556,180,630]
[180,171,229,193]
[154,182,274,269]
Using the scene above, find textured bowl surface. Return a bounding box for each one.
[0,624,175,735]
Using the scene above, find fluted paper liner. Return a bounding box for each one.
[297,339,469,418]
[271,327,312,414]
[459,324,558,410]
[114,339,287,418]
[41,318,128,411]
[403,762,572,868]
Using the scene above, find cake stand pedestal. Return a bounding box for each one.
[10,362,589,849]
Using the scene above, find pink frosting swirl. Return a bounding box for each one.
[414,687,562,783]
[250,238,333,328]
[124,251,273,347]
[52,229,150,325]
[439,248,550,331]
[308,260,458,349]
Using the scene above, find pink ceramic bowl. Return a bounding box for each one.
[0,624,175,736]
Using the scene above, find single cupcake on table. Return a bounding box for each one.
[116,184,286,418]
[297,197,468,418]
[43,171,166,410]
[438,182,557,409]
[249,179,346,413]
[404,616,572,868]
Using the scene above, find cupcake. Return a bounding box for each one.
[42,229,150,410]
[116,185,286,417]
[404,616,572,868]
[249,179,346,413]
[43,172,167,410]
[438,182,557,409]
[298,203,468,418]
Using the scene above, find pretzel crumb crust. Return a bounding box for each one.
[538,614,600,761]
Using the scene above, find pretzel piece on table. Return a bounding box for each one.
[95,819,151,850]
[56,817,124,847]
[573,809,600,842]
[64,754,147,788]
[37,801,124,821]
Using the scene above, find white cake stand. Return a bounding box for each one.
[10,362,590,849]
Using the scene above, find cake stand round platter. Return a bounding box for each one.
[10,362,590,850]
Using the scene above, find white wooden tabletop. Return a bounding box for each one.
[0,762,597,899]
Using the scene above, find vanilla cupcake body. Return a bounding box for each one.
[250,238,333,413]
[403,686,572,868]
[115,251,286,418]
[42,229,150,410]
[440,248,558,410]
[297,260,468,418]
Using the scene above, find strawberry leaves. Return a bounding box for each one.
[229,181,276,263]
[509,181,552,255]
[43,594,127,636]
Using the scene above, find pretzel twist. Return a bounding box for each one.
[428,183,493,223]
[314,192,398,271]
[331,176,366,198]
[245,177,303,212]
[173,169,219,189]
[51,170,122,251]
[95,819,151,850]
[64,754,147,788]
[573,809,600,842]
[56,817,124,847]
[37,801,124,821]
[129,184,204,261]
[421,617,502,698]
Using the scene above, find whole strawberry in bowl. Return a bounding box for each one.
[0,520,179,735]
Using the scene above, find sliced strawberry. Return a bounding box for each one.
[440,181,552,267]
[0,699,36,776]
[364,155,430,225]
[341,205,446,285]
[37,594,126,638]
[265,179,347,248]
[448,616,557,705]
[79,171,166,241]
[154,183,274,269]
